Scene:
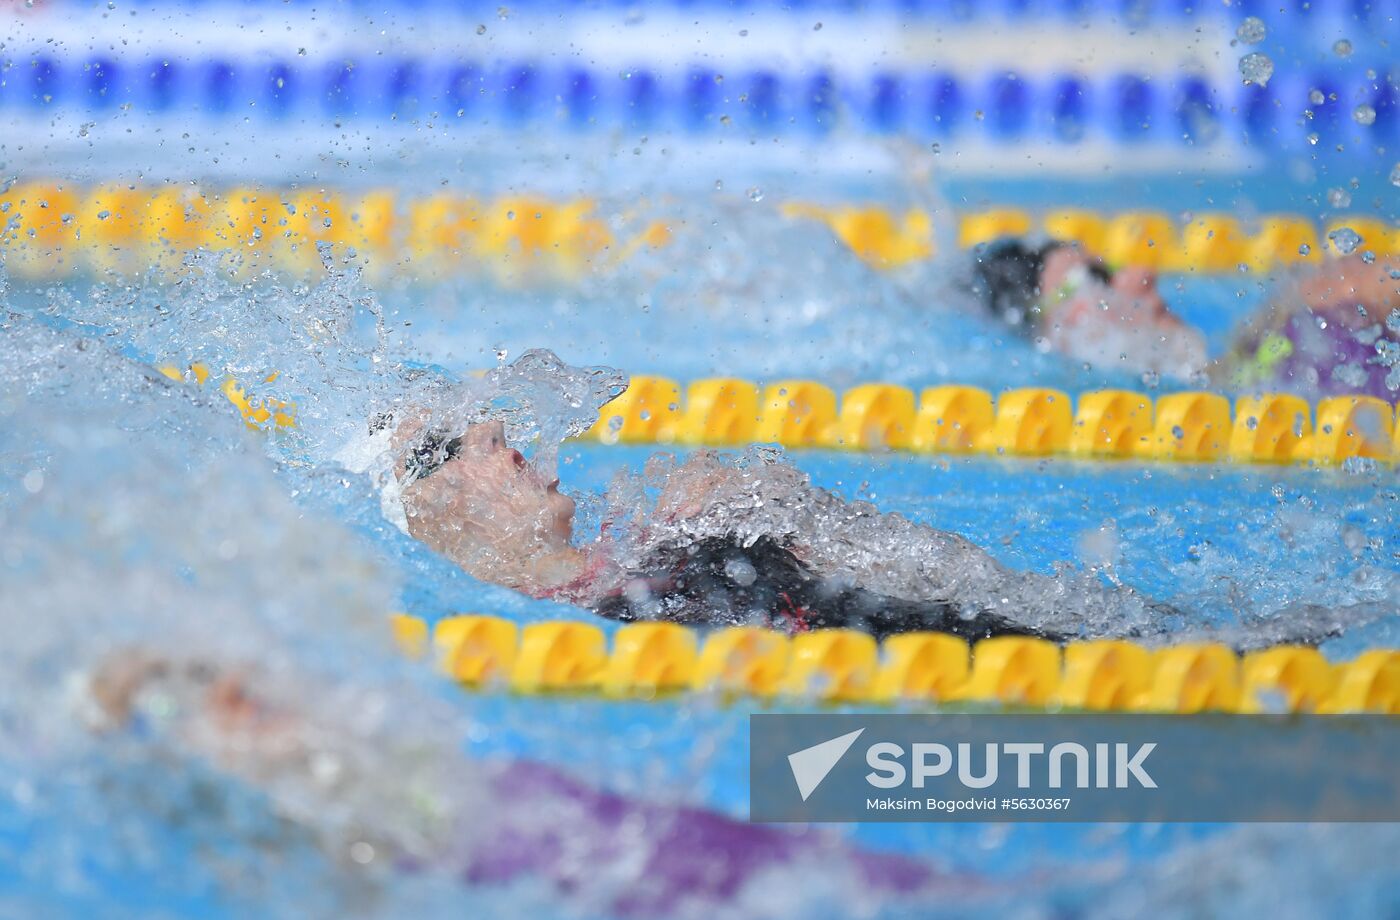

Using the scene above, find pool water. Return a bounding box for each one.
[4,224,1397,914]
[2,0,1398,912]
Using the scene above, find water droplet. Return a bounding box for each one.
[505,210,515,220]
[813,21,822,31]
[1236,17,1266,44]
[1354,104,1376,126]
[1333,38,1353,57]
[1239,53,1273,87]
[724,557,758,586]
[1327,188,1352,208]
[1171,425,1186,440]
[929,142,941,154]
[1306,132,1320,146]
[1309,89,1325,106]
[1390,163,1400,187]
[476,24,487,34]
[746,187,764,202]
[713,179,723,191]
[96,209,110,221]
[1328,227,1363,255]
[1298,243,1311,256]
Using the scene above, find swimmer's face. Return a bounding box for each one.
[1040,246,1179,328]
[400,421,576,562]
[1037,245,1207,378]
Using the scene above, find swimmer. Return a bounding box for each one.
[376,375,1376,648]
[382,410,1206,645]
[85,651,957,916]
[969,238,1209,381]
[971,237,1400,400]
[341,348,1362,647]
[1226,253,1400,401]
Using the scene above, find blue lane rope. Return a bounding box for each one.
[7,55,1397,152]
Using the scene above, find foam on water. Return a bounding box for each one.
[586,447,1397,648]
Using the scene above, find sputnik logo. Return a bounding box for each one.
[787,728,865,801]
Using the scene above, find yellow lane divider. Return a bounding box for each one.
[0,181,672,283]
[588,378,1400,466]
[152,358,1397,466]
[786,203,1396,270]
[389,614,1400,715]
[1,180,1393,279]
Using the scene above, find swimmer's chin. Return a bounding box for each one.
[550,487,574,522]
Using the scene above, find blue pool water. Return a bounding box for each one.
[3,191,1400,911]
[2,170,1398,914]
[3,0,1399,912]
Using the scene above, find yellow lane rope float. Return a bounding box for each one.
[0,180,1393,279]
[389,613,1400,715]
[589,377,1400,466]
[156,360,1398,466]
[0,181,672,284]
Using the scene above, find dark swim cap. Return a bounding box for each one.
[969,238,1057,331]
